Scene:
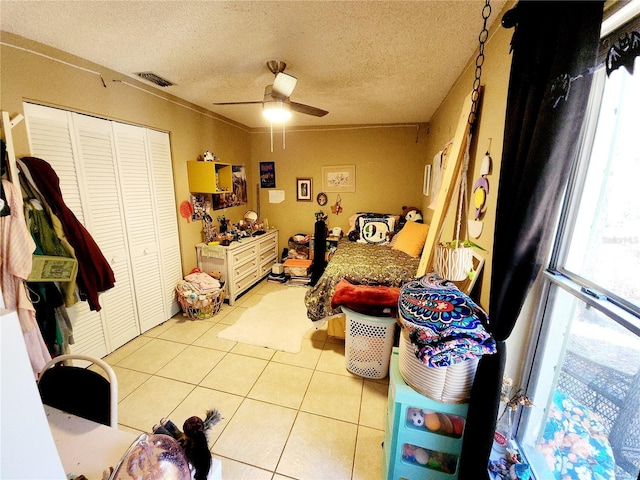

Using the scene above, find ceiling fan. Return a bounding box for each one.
[212,60,329,119]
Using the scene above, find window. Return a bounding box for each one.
[516,12,640,480]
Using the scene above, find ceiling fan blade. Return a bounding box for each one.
[290,101,329,117]
[212,101,263,105]
[272,72,297,99]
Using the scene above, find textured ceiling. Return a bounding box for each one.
[1,0,508,129]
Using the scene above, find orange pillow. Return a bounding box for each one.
[392,221,429,257]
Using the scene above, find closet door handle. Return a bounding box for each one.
[111,257,119,264]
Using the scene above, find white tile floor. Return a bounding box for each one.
[103,280,389,480]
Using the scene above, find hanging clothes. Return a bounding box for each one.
[0,179,51,376]
[24,215,76,357]
[19,176,80,308]
[18,157,115,311]
[27,281,74,357]
[25,199,70,257]
[21,192,80,309]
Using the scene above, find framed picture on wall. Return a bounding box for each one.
[296,178,312,201]
[322,165,356,193]
[260,161,276,188]
[212,165,248,210]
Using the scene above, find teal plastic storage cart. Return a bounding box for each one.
[383,348,469,479]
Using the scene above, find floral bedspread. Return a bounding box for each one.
[304,241,419,321]
[537,389,616,480]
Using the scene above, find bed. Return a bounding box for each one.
[304,239,421,322]
[304,215,485,342]
[304,212,430,328]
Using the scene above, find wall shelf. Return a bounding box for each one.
[187,161,232,194]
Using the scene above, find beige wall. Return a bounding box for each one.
[419,8,513,312]
[250,124,429,249]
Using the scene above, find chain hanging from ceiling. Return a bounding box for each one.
[468,0,492,129]
[439,0,493,275]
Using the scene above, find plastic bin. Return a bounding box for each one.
[343,306,396,379]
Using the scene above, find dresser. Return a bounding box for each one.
[196,229,279,305]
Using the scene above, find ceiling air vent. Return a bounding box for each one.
[135,72,175,87]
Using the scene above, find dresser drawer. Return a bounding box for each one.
[233,257,258,279]
[259,258,277,277]
[231,245,257,264]
[259,246,277,264]
[234,270,260,294]
[259,234,277,253]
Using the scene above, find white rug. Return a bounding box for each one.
[217,287,314,353]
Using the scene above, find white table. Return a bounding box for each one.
[45,406,222,480]
[45,405,136,479]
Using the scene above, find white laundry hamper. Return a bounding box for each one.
[343,306,396,379]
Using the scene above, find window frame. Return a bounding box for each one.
[514,9,640,478]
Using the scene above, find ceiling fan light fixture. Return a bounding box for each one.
[263,100,292,122]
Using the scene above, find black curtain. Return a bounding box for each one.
[458,2,604,477]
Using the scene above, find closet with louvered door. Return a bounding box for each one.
[111,123,167,332]
[146,129,183,321]
[72,114,140,350]
[23,104,112,359]
[22,103,181,357]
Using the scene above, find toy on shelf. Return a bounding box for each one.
[408,408,424,427]
[405,407,465,438]
[401,442,457,474]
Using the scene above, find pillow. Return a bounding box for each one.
[392,221,430,257]
[356,214,396,244]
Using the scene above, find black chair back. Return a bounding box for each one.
[38,364,111,426]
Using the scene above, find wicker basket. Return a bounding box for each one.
[176,282,224,320]
[398,330,478,403]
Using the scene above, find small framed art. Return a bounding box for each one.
[322,165,356,193]
[296,178,312,201]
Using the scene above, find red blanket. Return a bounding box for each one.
[330,279,400,316]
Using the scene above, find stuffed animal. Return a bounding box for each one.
[153,409,223,480]
[405,208,423,223]
[402,443,416,462]
[398,206,423,230]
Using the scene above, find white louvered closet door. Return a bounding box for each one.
[146,129,182,318]
[23,103,181,355]
[71,114,140,351]
[112,123,166,332]
[22,103,109,359]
